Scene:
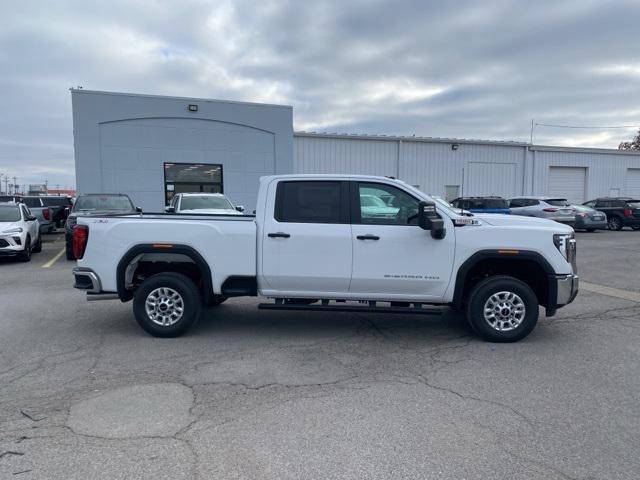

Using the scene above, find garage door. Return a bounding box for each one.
[627,168,640,198]
[548,167,586,204]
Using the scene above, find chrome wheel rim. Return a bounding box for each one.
[483,291,526,332]
[145,287,184,326]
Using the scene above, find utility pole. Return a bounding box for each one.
[12,177,17,195]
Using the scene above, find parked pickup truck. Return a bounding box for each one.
[72,175,578,342]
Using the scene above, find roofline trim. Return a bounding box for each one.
[294,131,527,147]
[70,89,293,110]
[294,131,640,156]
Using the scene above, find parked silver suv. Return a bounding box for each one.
[508,196,576,226]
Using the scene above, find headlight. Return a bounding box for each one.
[553,233,576,262]
[2,227,23,234]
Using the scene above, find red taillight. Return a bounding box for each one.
[42,207,50,220]
[543,208,558,212]
[72,225,89,259]
[623,208,633,217]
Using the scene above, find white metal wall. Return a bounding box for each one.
[294,134,640,201]
[294,134,525,198]
[531,148,640,201]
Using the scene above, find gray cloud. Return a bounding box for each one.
[1,0,639,189]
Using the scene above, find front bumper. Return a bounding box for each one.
[546,273,579,316]
[0,234,26,256]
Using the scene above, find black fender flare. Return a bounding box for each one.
[452,249,556,310]
[116,244,214,304]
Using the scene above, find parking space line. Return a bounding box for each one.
[41,248,65,268]
[580,282,640,303]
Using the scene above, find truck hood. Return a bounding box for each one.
[473,213,574,232]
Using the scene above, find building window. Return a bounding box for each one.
[163,163,223,205]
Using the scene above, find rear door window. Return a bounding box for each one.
[275,181,345,224]
[545,199,571,207]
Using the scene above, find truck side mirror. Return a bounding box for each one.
[165,206,175,213]
[135,207,143,213]
[418,201,447,240]
[235,205,245,212]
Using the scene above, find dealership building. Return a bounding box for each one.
[71,89,640,210]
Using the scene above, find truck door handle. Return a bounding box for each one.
[356,234,380,240]
[268,232,291,238]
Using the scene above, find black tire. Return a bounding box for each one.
[19,236,32,262]
[65,241,75,260]
[32,234,42,253]
[466,275,539,343]
[586,228,596,233]
[608,216,623,231]
[632,225,640,231]
[133,272,202,337]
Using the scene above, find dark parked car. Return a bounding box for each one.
[65,194,140,259]
[450,196,510,214]
[583,197,640,231]
[572,205,607,232]
[41,196,73,228]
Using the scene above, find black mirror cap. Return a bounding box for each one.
[235,205,245,212]
[27,216,37,222]
[430,218,446,239]
[165,206,175,213]
[135,207,143,213]
[418,200,437,230]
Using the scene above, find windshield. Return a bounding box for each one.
[545,199,571,207]
[180,195,233,210]
[42,197,71,207]
[0,206,21,222]
[73,196,134,212]
[482,199,509,209]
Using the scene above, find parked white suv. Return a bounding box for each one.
[0,203,42,261]
[72,175,578,343]
[165,193,244,215]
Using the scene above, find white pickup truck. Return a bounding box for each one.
[72,174,578,342]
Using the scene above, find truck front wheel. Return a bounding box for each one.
[133,272,202,337]
[466,275,538,343]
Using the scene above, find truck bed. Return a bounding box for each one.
[76,212,258,294]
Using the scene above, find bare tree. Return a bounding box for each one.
[619,129,640,150]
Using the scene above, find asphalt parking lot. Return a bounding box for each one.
[1,230,639,479]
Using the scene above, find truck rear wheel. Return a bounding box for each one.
[466,275,538,343]
[133,272,202,337]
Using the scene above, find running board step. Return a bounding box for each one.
[258,302,443,315]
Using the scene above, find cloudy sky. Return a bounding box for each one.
[1,0,639,189]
